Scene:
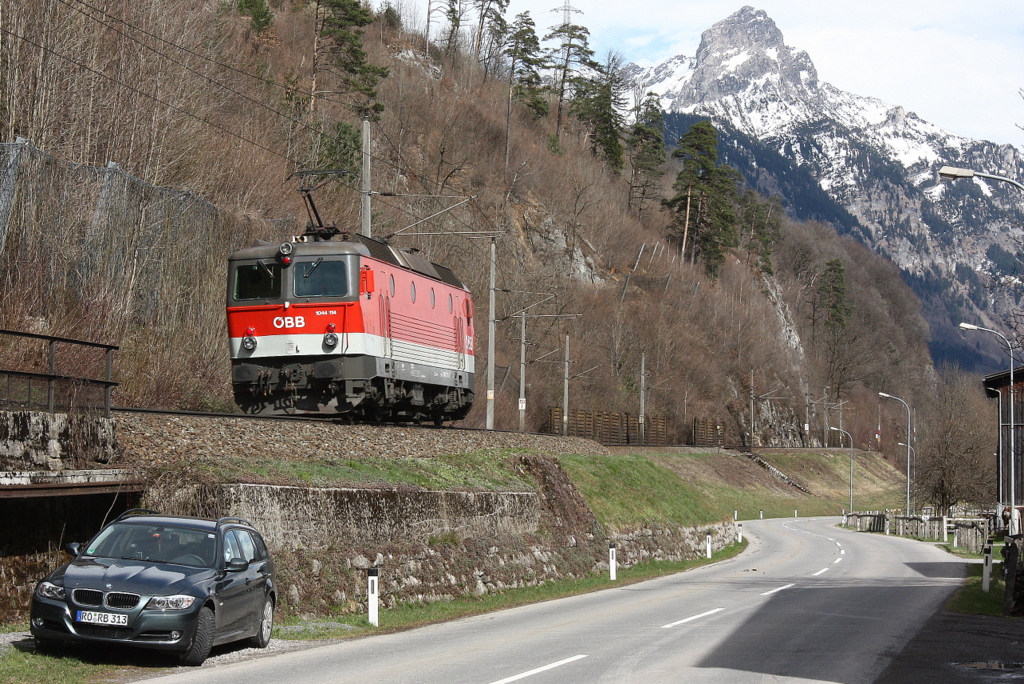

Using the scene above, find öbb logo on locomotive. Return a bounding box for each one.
[272,316,305,329]
[226,174,474,424]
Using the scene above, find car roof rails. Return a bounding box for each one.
[216,516,253,529]
[113,508,161,523]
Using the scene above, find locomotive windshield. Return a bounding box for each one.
[293,259,348,298]
[233,262,281,301]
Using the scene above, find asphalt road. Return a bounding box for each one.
[140,517,965,684]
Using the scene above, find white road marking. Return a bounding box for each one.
[841,549,845,554]
[487,655,589,684]
[813,567,829,576]
[833,557,843,564]
[661,608,725,629]
[761,583,795,596]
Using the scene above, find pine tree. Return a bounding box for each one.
[503,12,547,174]
[664,120,739,277]
[544,21,595,139]
[569,53,627,172]
[238,0,273,35]
[814,257,854,392]
[442,0,467,56]
[472,0,509,65]
[475,0,509,78]
[626,92,666,220]
[314,0,390,113]
[739,191,781,275]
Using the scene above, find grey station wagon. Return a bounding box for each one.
[30,509,276,665]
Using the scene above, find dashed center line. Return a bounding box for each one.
[813,567,829,576]
[833,557,843,564]
[487,655,589,684]
[761,583,795,596]
[841,549,845,554]
[661,608,725,629]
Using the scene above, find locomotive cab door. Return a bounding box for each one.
[455,297,466,371]
[379,271,393,359]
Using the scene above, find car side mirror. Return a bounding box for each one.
[64,542,81,558]
[225,557,249,572]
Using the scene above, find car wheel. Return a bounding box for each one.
[179,606,214,666]
[249,597,274,648]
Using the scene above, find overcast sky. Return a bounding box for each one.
[499,0,1024,149]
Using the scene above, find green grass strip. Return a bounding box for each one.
[276,539,748,640]
[946,562,1007,616]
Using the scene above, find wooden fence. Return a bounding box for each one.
[844,512,992,553]
[545,408,667,446]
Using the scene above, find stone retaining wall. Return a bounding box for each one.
[0,410,115,469]
[144,455,736,617]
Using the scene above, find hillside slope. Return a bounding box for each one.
[0,1,934,448]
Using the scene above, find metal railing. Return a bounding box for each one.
[0,329,118,417]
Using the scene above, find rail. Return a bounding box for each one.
[0,329,118,417]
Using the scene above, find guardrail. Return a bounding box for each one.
[0,329,118,417]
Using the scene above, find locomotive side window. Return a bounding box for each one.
[294,259,348,298]
[389,275,395,296]
[448,294,453,313]
[430,288,435,308]
[410,281,417,303]
[234,263,281,301]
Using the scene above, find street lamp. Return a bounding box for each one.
[938,166,1024,194]
[959,321,1015,533]
[879,392,912,515]
[830,426,854,514]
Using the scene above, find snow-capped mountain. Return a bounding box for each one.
[635,6,1024,369]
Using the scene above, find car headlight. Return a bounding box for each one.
[36,581,65,600]
[145,595,197,611]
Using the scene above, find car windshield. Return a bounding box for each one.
[84,523,217,568]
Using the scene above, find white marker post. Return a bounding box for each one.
[983,545,992,593]
[760,510,763,520]
[706,534,712,559]
[737,524,743,543]
[609,542,617,581]
[734,510,738,521]
[794,509,798,518]
[367,568,379,626]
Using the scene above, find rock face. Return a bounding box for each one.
[634,6,1024,369]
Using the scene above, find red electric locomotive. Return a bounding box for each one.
[225,180,475,423]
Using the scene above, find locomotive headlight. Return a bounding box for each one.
[242,335,258,351]
[324,332,339,348]
[279,242,294,256]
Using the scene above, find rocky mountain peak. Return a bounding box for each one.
[683,6,818,109]
[697,6,783,57]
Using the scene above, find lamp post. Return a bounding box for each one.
[898,442,917,512]
[830,426,854,513]
[879,392,912,515]
[959,322,1015,533]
